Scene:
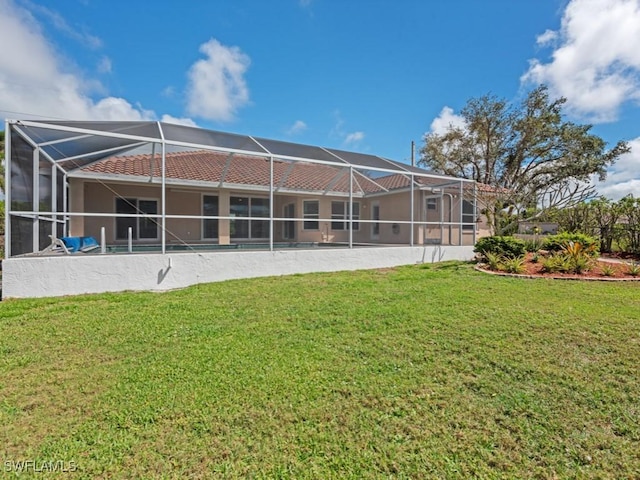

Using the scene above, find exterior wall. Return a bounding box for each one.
[81,181,228,245]
[82,181,165,243]
[2,245,475,299]
[362,191,417,244]
[74,179,484,247]
[69,179,85,237]
[274,194,418,245]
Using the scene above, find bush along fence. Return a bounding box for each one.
[539,195,640,254]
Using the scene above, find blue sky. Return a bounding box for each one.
[1,0,640,199]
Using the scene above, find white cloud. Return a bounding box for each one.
[22,0,102,49]
[428,106,466,135]
[536,29,558,46]
[161,114,198,127]
[522,0,640,122]
[329,110,345,139]
[286,120,307,135]
[185,38,251,122]
[329,111,366,147]
[97,56,112,74]
[90,97,154,120]
[0,0,155,121]
[162,85,176,98]
[344,131,365,145]
[595,137,640,199]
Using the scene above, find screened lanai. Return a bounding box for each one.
[4,120,480,258]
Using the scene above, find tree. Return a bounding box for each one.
[617,195,640,253]
[420,85,630,235]
[591,197,625,253]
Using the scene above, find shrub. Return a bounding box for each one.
[540,243,594,275]
[627,262,640,277]
[503,256,526,274]
[542,233,599,256]
[541,255,570,273]
[600,264,616,277]
[570,255,592,274]
[524,238,544,253]
[561,241,596,273]
[474,236,526,259]
[484,252,504,271]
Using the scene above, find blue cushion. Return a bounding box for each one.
[60,236,99,253]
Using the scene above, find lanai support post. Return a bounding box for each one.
[4,120,11,258]
[62,174,68,237]
[459,180,463,246]
[32,148,39,253]
[269,156,274,251]
[51,163,57,239]
[158,123,167,255]
[473,182,478,246]
[349,166,353,248]
[410,174,414,246]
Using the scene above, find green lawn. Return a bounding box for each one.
[1,262,638,479]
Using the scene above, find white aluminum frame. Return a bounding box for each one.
[4,120,478,257]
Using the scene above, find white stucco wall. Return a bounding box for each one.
[2,245,474,299]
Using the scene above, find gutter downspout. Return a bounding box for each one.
[444,193,454,245]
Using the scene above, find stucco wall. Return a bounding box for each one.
[74,179,481,248]
[2,245,475,299]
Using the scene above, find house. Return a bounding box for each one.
[3,120,480,298]
[70,149,479,250]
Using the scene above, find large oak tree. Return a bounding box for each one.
[419,86,629,235]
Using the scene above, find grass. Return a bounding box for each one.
[0,262,639,478]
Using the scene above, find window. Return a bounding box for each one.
[462,199,476,231]
[331,201,359,230]
[371,203,380,237]
[230,196,270,239]
[303,200,319,230]
[427,198,438,210]
[116,198,157,240]
[283,203,295,240]
[203,195,219,239]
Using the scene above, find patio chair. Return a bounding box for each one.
[40,235,100,254]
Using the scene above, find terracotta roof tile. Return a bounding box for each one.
[81,150,465,195]
[83,150,371,194]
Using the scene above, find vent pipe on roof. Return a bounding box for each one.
[411,141,415,167]
[149,143,156,182]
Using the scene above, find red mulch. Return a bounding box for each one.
[480,253,640,280]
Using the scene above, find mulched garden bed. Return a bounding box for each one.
[477,253,640,281]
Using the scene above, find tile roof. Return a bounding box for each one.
[80,150,464,196]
